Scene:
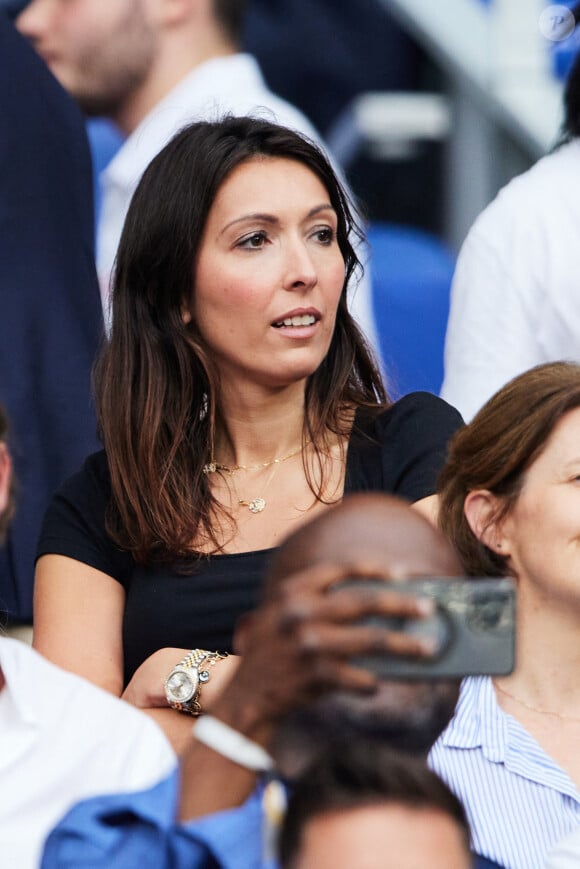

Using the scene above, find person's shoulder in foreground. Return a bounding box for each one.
[42,769,266,869]
[0,635,175,869]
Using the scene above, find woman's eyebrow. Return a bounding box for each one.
[220,204,335,235]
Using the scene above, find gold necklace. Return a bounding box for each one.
[203,443,306,475]
[234,460,280,514]
[493,680,580,723]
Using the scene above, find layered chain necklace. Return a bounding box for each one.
[203,443,306,514]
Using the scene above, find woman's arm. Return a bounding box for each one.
[34,554,239,751]
[412,493,439,526]
[33,554,126,695]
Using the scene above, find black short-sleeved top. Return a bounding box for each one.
[37,392,462,684]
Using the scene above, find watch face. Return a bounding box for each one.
[166,667,198,704]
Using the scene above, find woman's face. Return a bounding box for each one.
[187,156,346,392]
[498,407,580,604]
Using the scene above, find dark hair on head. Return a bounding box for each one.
[279,738,471,868]
[213,0,246,43]
[95,115,386,565]
[438,361,580,576]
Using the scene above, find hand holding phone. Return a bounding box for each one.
[332,577,516,680]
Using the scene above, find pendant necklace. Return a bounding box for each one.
[203,442,306,514]
[203,442,306,475]
[236,460,280,514]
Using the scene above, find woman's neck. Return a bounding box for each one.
[495,588,580,713]
[214,380,308,468]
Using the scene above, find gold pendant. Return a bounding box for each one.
[242,497,266,513]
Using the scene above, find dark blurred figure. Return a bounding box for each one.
[0,10,102,623]
[243,0,419,136]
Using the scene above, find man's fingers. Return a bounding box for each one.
[295,622,437,660]
[276,586,434,634]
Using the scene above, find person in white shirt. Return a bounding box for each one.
[0,404,176,869]
[440,50,580,421]
[16,0,377,351]
[0,637,176,869]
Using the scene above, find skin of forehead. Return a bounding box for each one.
[294,803,469,869]
[268,493,462,592]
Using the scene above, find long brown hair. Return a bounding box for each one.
[95,116,387,565]
[438,361,580,576]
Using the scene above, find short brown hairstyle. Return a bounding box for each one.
[279,739,471,868]
[438,362,580,576]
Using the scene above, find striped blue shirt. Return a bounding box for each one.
[429,677,580,869]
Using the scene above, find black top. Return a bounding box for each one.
[37,392,462,684]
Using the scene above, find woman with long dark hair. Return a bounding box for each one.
[34,116,462,747]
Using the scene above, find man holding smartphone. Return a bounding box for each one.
[43,494,502,868]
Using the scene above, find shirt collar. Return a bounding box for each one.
[441,675,579,800]
[441,676,508,762]
[103,53,264,190]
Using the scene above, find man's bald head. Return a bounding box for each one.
[264,495,463,776]
[268,493,462,595]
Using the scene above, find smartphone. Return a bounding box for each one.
[334,577,516,679]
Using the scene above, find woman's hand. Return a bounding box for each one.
[209,562,436,747]
[122,647,240,710]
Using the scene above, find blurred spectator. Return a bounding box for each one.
[0,9,102,624]
[0,401,175,869]
[279,740,472,869]
[243,0,419,136]
[441,46,580,421]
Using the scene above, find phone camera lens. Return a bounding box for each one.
[466,591,507,633]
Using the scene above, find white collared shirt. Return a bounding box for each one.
[429,677,580,868]
[97,53,377,353]
[0,637,175,869]
[441,139,580,422]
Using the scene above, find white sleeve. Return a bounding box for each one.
[440,199,543,422]
[545,829,580,868]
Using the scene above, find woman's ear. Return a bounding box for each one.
[181,303,193,325]
[464,490,507,555]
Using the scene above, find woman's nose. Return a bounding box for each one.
[282,239,318,292]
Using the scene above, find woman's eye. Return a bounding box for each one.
[238,231,267,249]
[313,227,335,245]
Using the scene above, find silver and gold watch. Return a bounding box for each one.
[164,649,227,716]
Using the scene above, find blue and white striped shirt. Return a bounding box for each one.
[429,677,580,869]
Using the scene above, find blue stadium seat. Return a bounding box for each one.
[366,222,455,398]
